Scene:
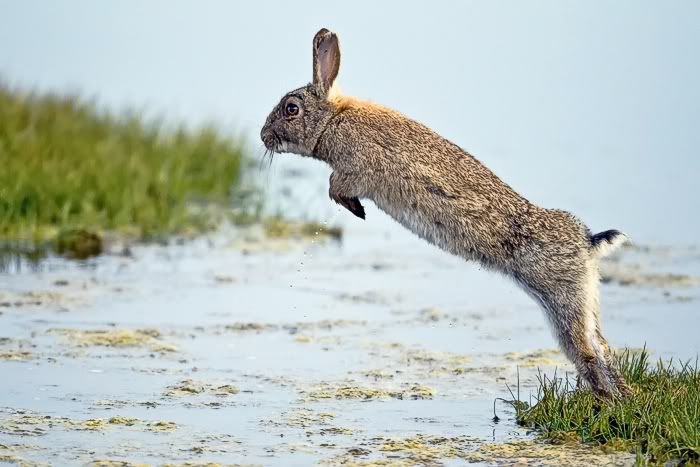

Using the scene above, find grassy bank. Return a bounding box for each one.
[0,84,247,250]
[511,349,700,465]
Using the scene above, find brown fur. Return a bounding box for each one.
[261,28,631,399]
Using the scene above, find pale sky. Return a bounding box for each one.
[1,1,698,244]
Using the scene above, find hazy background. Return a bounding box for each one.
[2,0,698,244]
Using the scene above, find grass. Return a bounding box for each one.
[510,349,700,465]
[0,83,248,251]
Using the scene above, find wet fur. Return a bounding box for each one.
[261,29,630,399]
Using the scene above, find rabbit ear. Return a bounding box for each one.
[312,28,341,98]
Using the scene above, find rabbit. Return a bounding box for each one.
[261,28,631,400]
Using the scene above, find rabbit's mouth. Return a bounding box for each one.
[261,127,311,157]
[260,127,282,153]
[261,132,308,157]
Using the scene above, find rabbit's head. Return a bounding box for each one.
[260,28,341,160]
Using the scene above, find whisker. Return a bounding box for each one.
[259,148,275,171]
[257,149,265,171]
[258,148,270,171]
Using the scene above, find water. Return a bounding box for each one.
[1,161,698,464]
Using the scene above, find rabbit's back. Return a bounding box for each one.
[320,102,591,271]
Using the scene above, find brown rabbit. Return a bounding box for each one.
[261,28,631,399]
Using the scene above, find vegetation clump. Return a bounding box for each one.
[511,349,700,465]
[164,379,240,397]
[48,328,177,352]
[0,84,245,252]
[304,382,435,401]
[263,215,342,240]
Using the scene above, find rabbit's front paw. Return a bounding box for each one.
[329,172,365,220]
[341,196,365,219]
[330,193,365,219]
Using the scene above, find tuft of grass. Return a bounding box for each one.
[0,83,246,246]
[510,349,700,465]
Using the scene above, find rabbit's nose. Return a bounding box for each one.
[260,126,271,146]
[260,127,277,150]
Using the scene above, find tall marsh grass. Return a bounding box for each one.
[0,84,246,244]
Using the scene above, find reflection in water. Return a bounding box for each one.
[0,242,50,274]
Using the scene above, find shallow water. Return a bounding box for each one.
[1,160,699,466]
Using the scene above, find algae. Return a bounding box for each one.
[0,455,33,467]
[335,291,390,305]
[223,322,276,333]
[321,434,477,466]
[504,349,565,368]
[322,460,415,467]
[107,417,139,426]
[48,328,177,352]
[213,275,237,284]
[164,379,240,397]
[0,408,177,439]
[379,434,476,463]
[0,413,50,437]
[0,448,49,467]
[161,463,260,467]
[86,461,150,467]
[261,409,355,438]
[221,319,367,335]
[323,435,634,466]
[402,349,472,367]
[417,307,450,322]
[304,383,435,401]
[467,440,634,466]
[75,418,109,430]
[263,216,342,241]
[263,409,336,429]
[0,291,68,308]
[68,416,176,432]
[317,427,353,436]
[146,420,178,432]
[0,351,32,361]
[363,346,475,378]
[600,262,700,287]
[363,369,396,380]
[91,400,159,409]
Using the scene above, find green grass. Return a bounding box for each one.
[510,349,700,465]
[0,83,248,247]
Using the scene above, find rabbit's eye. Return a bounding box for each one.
[285,103,299,116]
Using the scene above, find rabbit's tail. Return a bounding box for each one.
[590,229,628,258]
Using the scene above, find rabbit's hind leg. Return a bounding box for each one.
[595,324,633,397]
[528,265,624,400]
[582,260,632,397]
